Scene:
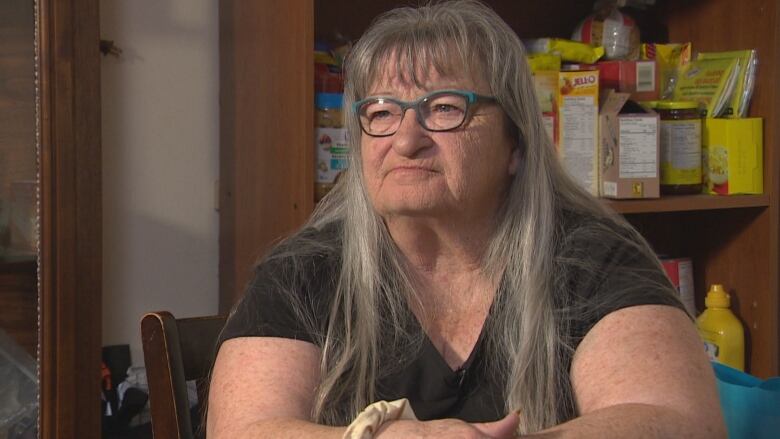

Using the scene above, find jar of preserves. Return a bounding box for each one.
[657,101,702,195]
[315,92,348,201]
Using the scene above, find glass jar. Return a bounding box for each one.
[315,93,348,201]
[657,101,702,195]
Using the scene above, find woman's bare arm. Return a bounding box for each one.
[208,336,519,439]
[530,304,726,438]
[207,337,344,438]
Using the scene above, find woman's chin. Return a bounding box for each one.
[375,195,452,219]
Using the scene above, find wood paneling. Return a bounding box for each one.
[627,206,775,375]
[38,0,102,437]
[315,0,594,42]
[659,0,780,377]
[219,0,314,310]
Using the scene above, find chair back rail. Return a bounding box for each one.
[141,311,226,439]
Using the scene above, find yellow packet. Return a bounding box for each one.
[673,57,739,117]
[524,38,605,64]
[697,50,757,118]
[314,51,338,66]
[527,53,561,73]
[532,70,557,113]
[641,43,692,99]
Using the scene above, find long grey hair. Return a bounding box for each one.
[260,0,656,433]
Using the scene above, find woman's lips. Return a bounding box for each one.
[386,165,438,181]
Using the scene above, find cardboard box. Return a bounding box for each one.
[599,90,660,199]
[531,70,558,146]
[703,118,763,195]
[595,60,659,102]
[558,69,600,195]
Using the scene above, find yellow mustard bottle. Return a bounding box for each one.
[696,284,745,371]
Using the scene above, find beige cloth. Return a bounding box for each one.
[343,398,419,439]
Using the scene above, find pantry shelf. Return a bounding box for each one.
[221,0,780,378]
[604,194,770,214]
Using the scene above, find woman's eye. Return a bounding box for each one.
[367,110,394,122]
[432,104,460,113]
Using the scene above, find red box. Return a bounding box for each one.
[595,60,659,101]
[660,257,696,316]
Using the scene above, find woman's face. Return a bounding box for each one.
[360,63,519,222]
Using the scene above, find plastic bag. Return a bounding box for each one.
[641,42,692,100]
[0,329,38,437]
[673,57,740,118]
[523,38,605,64]
[713,362,780,439]
[698,50,758,118]
[572,7,640,60]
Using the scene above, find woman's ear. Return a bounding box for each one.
[508,131,524,175]
[508,147,521,175]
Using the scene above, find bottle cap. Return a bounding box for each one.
[705,284,731,308]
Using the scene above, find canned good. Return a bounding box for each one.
[657,101,702,195]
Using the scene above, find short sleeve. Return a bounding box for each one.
[557,217,686,343]
[217,252,338,348]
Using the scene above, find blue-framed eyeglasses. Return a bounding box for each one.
[352,89,497,137]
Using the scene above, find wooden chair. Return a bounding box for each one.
[141,311,227,439]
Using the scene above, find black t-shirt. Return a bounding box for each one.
[218,214,685,423]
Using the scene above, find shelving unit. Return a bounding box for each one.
[605,194,770,214]
[220,0,779,377]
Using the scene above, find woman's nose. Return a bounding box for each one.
[391,109,433,156]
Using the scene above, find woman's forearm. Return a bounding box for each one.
[209,418,345,439]
[527,403,726,439]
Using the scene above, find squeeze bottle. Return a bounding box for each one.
[696,284,745,371]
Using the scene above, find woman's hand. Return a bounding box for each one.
[375,412,519,438]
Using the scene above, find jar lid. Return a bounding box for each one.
[315,92,344,109]
[656,100,699,110]
[639,100,659,110]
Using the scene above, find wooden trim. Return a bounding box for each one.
[219,0,315,311]
[37,0,102,437]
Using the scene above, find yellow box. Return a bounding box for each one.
[702,118,763,195]
[558,69,600,195]
[532,70,558,147]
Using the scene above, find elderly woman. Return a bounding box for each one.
[208,1,725,437]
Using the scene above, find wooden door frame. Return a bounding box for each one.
[37,0,102,437]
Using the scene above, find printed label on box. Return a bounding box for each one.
[561,95,597,191]
[619,117,658,179]
[636,61,656,92]
[558,70,599,195]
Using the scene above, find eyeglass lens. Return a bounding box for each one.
[360,92,468,135]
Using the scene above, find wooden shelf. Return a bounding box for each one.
[221,0,780,377]
[604,194,770,214]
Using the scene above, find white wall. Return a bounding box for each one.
[101,0,219,366]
